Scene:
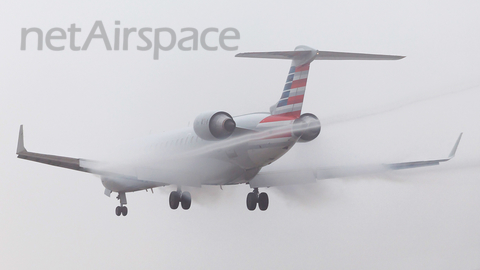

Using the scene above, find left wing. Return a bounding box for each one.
[15,125,175,189]
[249,133,463,188]
[16,125,137,179]
[16,125,91,173]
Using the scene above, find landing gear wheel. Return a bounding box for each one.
[246,192,258,211]
[121,206,128,216]
[258,193,269,211]
[181,192,191,210]
[169,191,181,210]
[115,206,121,216]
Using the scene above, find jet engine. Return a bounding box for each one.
[293,113,321,142]
[193,111,236,140]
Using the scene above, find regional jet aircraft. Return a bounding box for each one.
[16,45,462,216]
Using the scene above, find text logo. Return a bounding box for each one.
[21,21,240,60]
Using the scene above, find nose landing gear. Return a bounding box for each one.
[115,192,128,216]
[246,188,269,211]
[115,205,128,216]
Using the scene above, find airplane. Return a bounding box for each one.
[16,45,463,216]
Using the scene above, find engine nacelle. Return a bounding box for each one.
[293,113,321,142]
[193,111,236,140]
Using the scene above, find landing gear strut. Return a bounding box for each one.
[115,192,128,216]
[246,188,269,211]
[169,187,191,210]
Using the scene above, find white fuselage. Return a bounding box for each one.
[100,113,299,192]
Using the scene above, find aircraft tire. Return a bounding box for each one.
[181,191,192,210]
[169,191,181,210]
[115,206,122,216]
[121,206,128,216]
[246,192,257,211]
[258,193,269,211]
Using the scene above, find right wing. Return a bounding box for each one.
[249,133,463,188]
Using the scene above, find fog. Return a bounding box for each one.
[1,0,480,269]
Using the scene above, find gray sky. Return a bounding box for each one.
[1,0,480,269]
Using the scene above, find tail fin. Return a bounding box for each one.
[270,46,315,117]
[236,45,404,119]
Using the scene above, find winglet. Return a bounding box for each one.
[448,133,463,159]
[16,125,27,154]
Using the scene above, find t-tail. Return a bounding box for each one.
[236,45,404,120]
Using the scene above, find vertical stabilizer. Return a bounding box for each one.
[235,45,405,121]
[270,45,317,118]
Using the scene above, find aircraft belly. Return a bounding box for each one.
[101,177,162,193]
[136,157,245,186]
[247,138,296,167]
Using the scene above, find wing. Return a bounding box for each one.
[16,125,165,185]
[16,125,230,189]
[16,125,93,172]
[249,133,463,188]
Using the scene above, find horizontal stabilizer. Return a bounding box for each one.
[236,50,404,61]
[315,51,404,60]
[235,50,311,60]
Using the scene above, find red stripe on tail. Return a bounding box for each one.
[295,65,310,72]
[260,111,301,123]
[287,95,304,105]
[291,78,307,88]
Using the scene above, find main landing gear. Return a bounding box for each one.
[246,188,269,211]
[115,192,128,216]
[169,188,191,210]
